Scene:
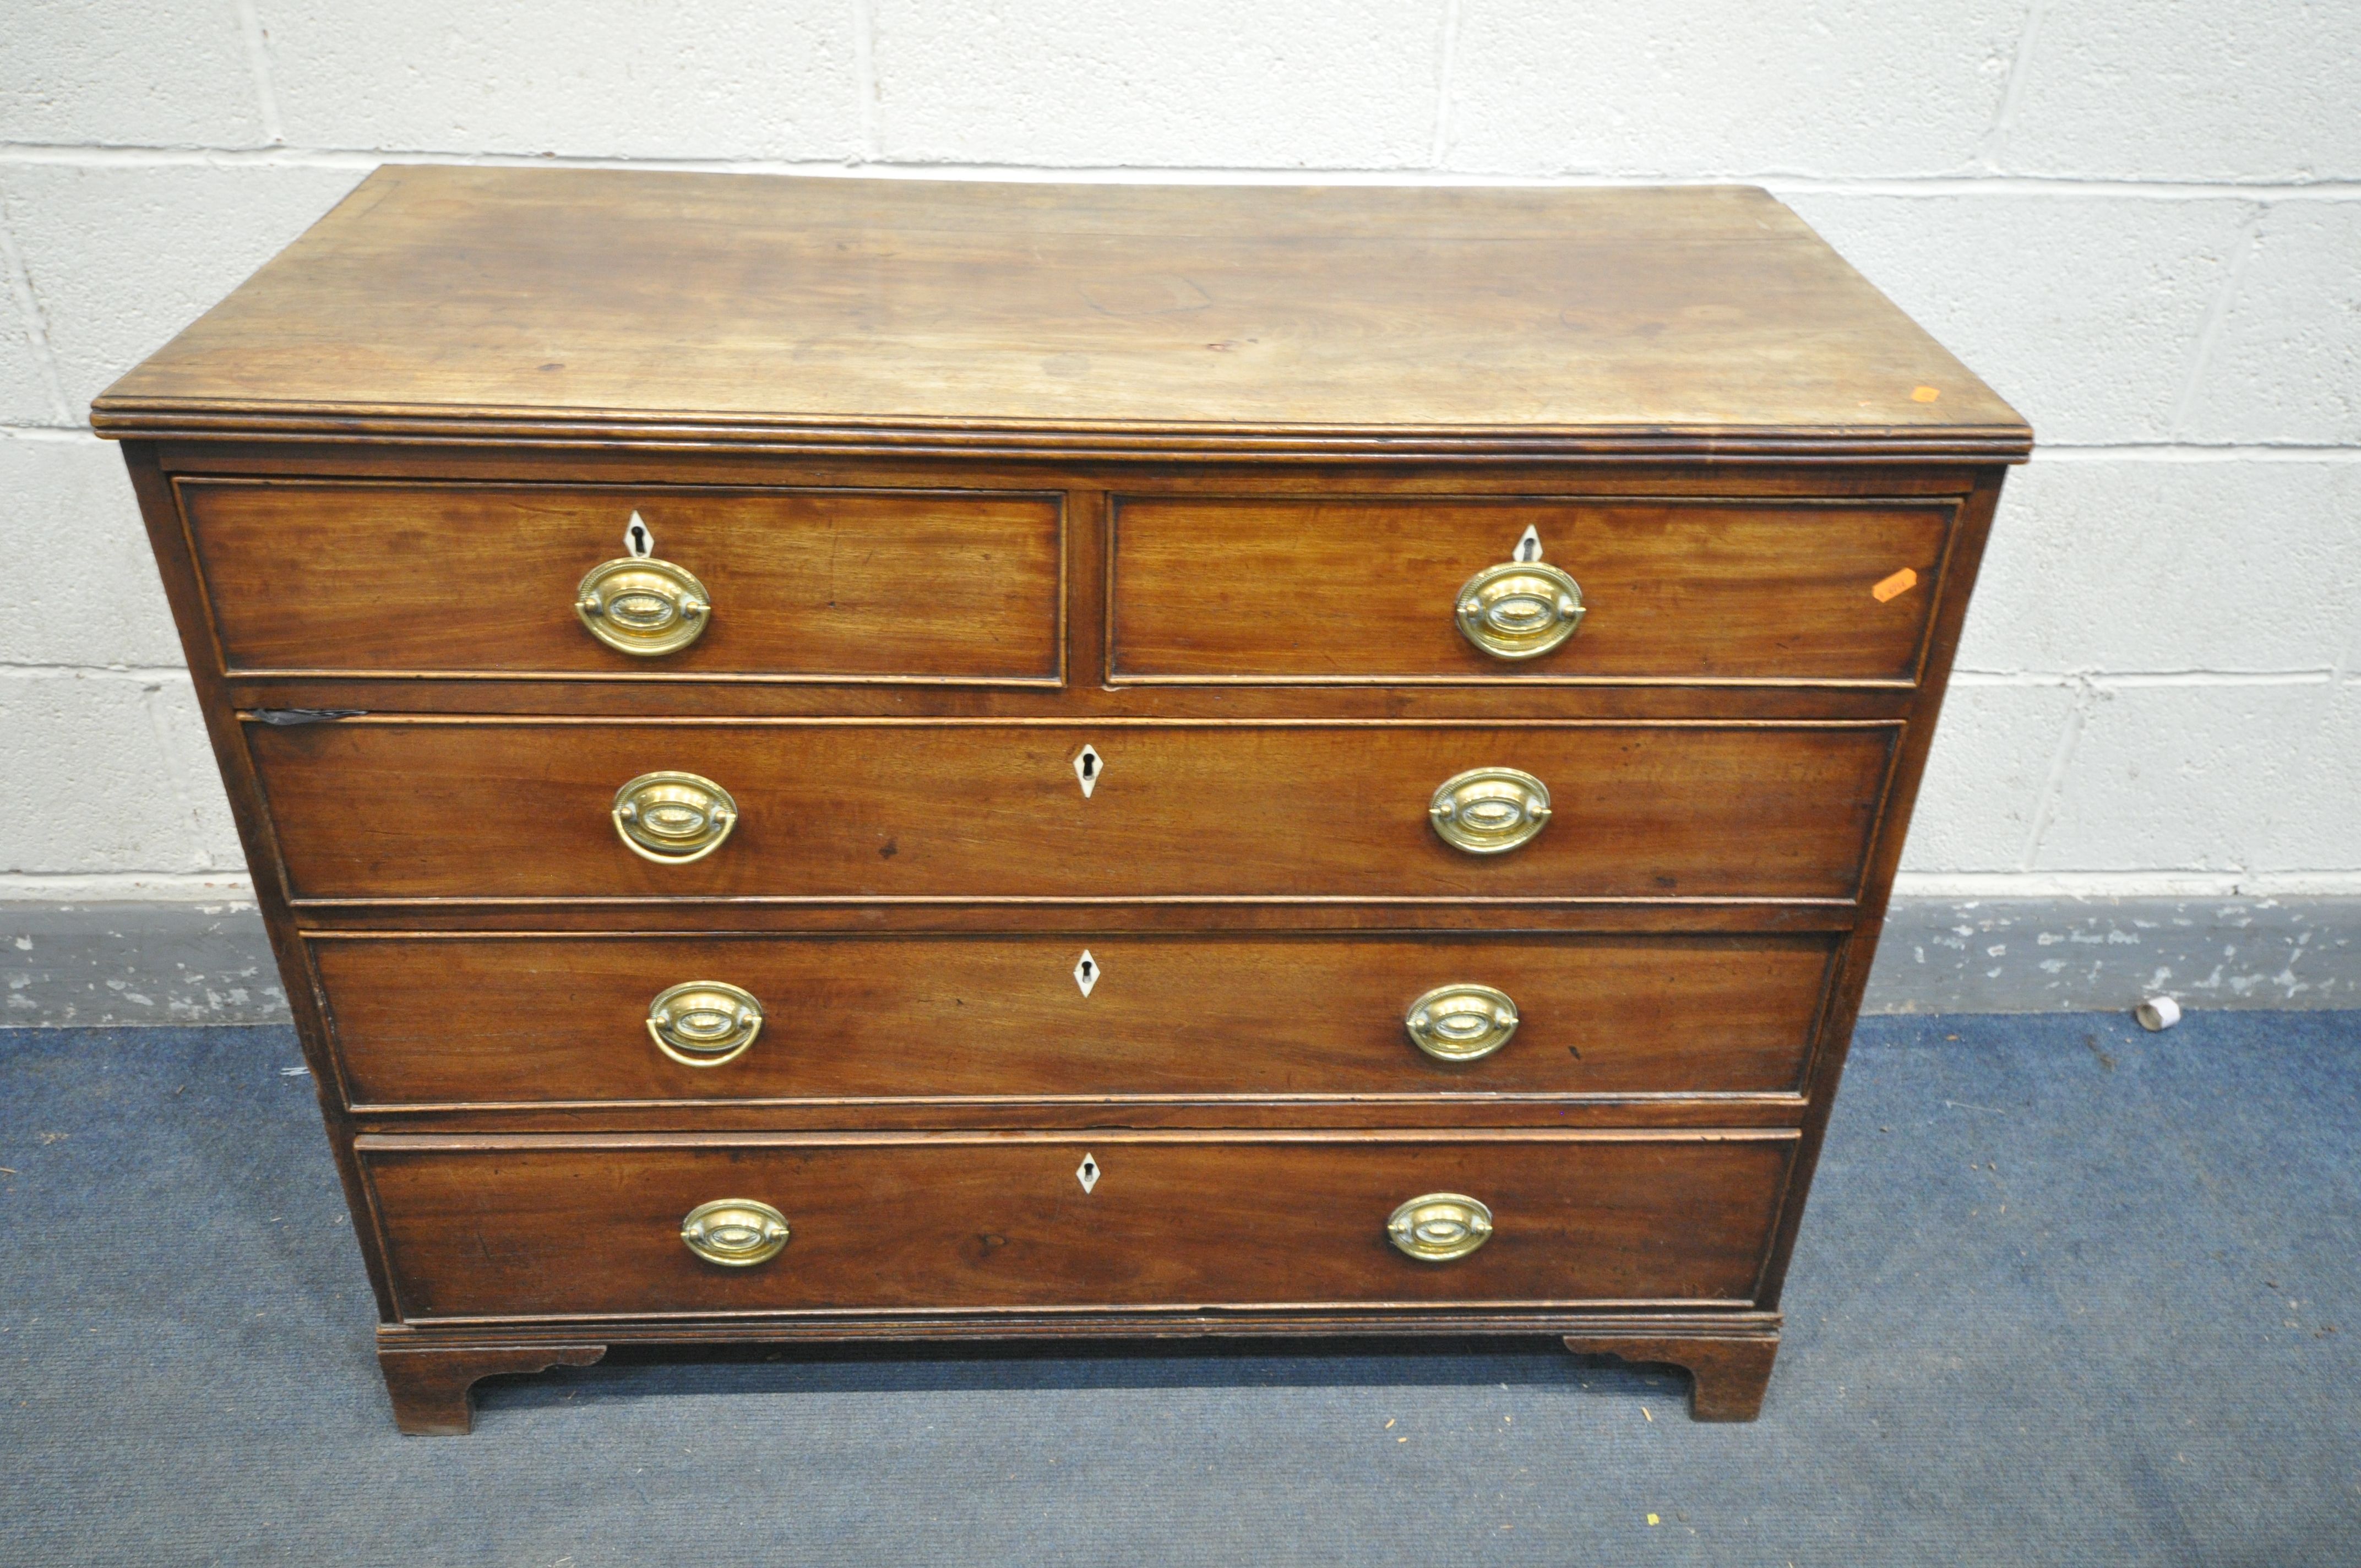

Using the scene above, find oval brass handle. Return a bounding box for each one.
[1405,983,1520,1062]
[680,1199,790,1266]
[1429,767,1551,854]
[1387,1193,1494,1262]
[612,771,739,864]
[1455,560,1584,660]
[576,556,712,657]
[648,981,764,1068]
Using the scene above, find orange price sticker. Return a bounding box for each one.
[1872,567,1919,603]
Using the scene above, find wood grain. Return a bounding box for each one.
[151,440,2000,496]
[311,931,1837,1107]
[225,672,1925,723]
[1111,497,1953,683]
[358,1131,1797,1318]
[97,170,2023,1429]
[247,719,1898,903]
[179,480,1063,681]
[93,168,2028,459]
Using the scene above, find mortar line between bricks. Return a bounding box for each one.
[0,206,73,424]
[134,677,220,875]
[851,0,879,162]
[1892,869,2361,897]
[231,0,285,147]
[2034,445,2361,462]
[1429,0,1462,168]
[2169,212,2266,437]
[0,665,199,682]
[0,872,259,899]
[2016,676,2091,871]
[1953,671,2337,688]
[3,144,2360,198]
[1974,0,2047,171]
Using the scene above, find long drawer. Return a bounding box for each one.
[250,720,1896,902]
[312,932,1838,1106]
[177,480,1065,682]
[360,1131,1797,1318]
[1111,496,1952,683]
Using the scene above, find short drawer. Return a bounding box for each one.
[361,1131,1797,1319]
[250,719,1897,902]
[313,932,1838,1107]
[1110,497,1952,683]
[177,480,1063,682]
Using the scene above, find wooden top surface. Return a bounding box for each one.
[95,166,2027,459]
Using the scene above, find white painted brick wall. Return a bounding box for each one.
[3,0,271,150]
[1442,1,2027,177]
[2182,203,2361,444]
[1781,195,2256,447]
[2003,2,2361,182]
[1959,461,2361,673]
[0,164,368,410]
[876,2,1445,168]
[2038,681,2343,872]
[0,1,2354,903]
[263,3,861,161]
[0,437,186,667]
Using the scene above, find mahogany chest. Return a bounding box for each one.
[97,167,2028,1433]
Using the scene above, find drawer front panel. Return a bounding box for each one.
[315,933,1836,1106]
[363,1133,1795,1317]
[179,481,1063,681]
[1111,497,1951,682]
[253,721,1896,901]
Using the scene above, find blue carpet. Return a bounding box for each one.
[1,1012,2356,1566]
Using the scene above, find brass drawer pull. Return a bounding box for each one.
[1455,560,1584,660]
[1429,767,1551,854]
[576,556,711,656]
[612,771,738,863]
[1405,983,1520,1061]
[1387,1194,1494,1262]
[680,1199,790,1266]
[648,981,764,1067]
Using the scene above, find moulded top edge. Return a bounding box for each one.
[91,401,2033,462]
[94,167,2031,453]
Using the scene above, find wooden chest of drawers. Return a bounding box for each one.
[99,167,2027,1433]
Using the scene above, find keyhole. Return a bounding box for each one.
[625,511,654,557]
[1080,956,1095,981]
[1081,753,1097,781]
[1073,744,1103,798]
[1073,949,1100,996]
[1514,524,1543,563]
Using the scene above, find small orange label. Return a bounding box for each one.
[1911,385,1941,402]
[1872,567,1919,603]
